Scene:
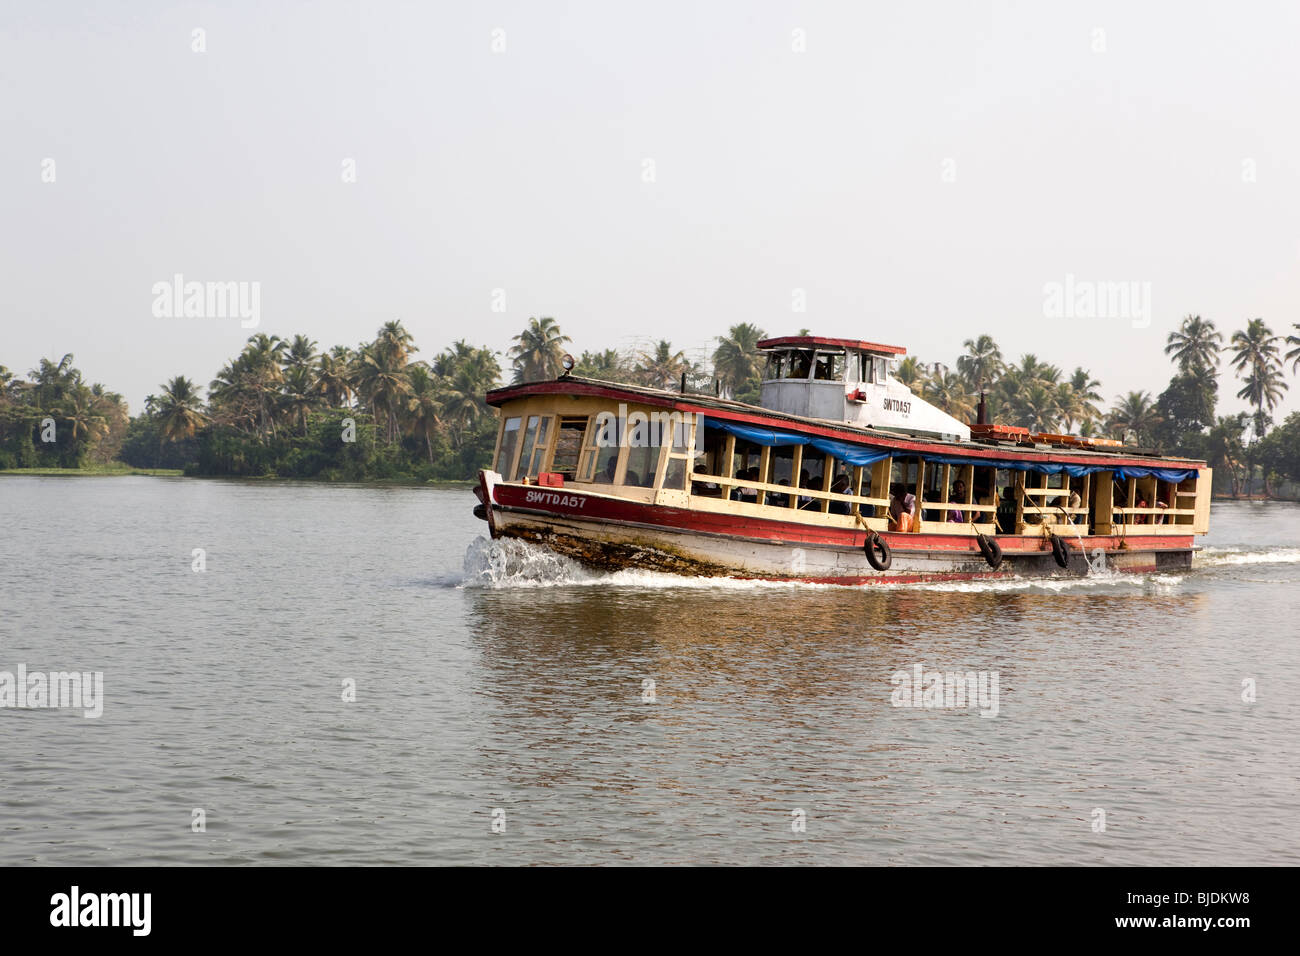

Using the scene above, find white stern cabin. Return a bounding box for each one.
[757,336,970,442]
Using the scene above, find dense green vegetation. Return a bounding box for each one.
[0,356,128,469]
[3,313,1300,493]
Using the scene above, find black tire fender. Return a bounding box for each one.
[1050,533,1069,569]
[864,532,892,571]
[976,533,1004,570]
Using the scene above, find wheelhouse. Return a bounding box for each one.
[757,335,970,441]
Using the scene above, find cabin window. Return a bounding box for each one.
[625,441,658,488]
[785,350,814,380]
[517,415,551,479]
[873,357,888,384]
[591,416,623,484]
[497,416,522,479]
[763,352,786,380]
[551,417,588,480]
[811,352,843,381]
[662,420,698,492]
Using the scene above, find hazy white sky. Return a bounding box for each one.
[3,1,1298,420]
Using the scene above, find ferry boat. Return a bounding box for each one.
[473,336,1211,583]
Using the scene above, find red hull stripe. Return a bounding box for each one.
[492,485,1194,554]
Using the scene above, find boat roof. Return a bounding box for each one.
[487,376,1206,470]
[757,336,907,356]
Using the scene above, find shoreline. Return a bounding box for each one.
[0,467,475,488]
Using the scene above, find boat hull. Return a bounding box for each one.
[482,478,1193,584]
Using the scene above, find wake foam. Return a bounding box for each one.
[1196,546,1300,567]
[458,537,1186,594]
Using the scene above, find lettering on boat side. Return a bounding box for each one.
[882,397,911,415]
[525,490,587,509]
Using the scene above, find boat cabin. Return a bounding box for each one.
[758,336,970,442]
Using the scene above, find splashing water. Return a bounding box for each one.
[1196,546,1300,567]
[459,536,1194,594]
[462,536,595,588]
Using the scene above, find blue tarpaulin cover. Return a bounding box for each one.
[703,420,1194,482]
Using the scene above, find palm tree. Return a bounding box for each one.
[155,376,207,445]
[1165,315,1223,373]
[375,320,418,366]
[634,340,691,390]
[313,349,355,408]
[241,334,287,438]
[1019,383,1059,432]
[433,343,501,450]
[1229,318,1287,440]
[62,383,109,446]
[1067,368,1103,427]
[1107,391,1162,446]
[280,365,317,435]
[405,365,443,464]
[1205,414,1248,496]
[573,349,629,381]
[1285,322,1300,374]
[29,353,80,408]
[994,354,1061,427]
[956,335,1004,393]
[354,343,413,444]
[509,317,571,383]
[922,368,976,421]
[1054,382,1085,432]
[893,356,924,389]
[284,334,318,372]
[711,323,766,399]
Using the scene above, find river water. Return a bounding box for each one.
[1,476,1297,865]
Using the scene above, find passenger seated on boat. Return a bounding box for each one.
[768,479,790,508]
[995,486,1017,534]
[625,469,641,487]
[730,470,746,500]
[888,482,914,532]
[735,468,759,503]
[1065,489,1082,522]
[594,457,618,484]
[797,469,815,509]
[828,475,851,514]
[946,480,967,523]
[1134,496,1148,524]
[691,464,720,497]
[1154,493,1168,524]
